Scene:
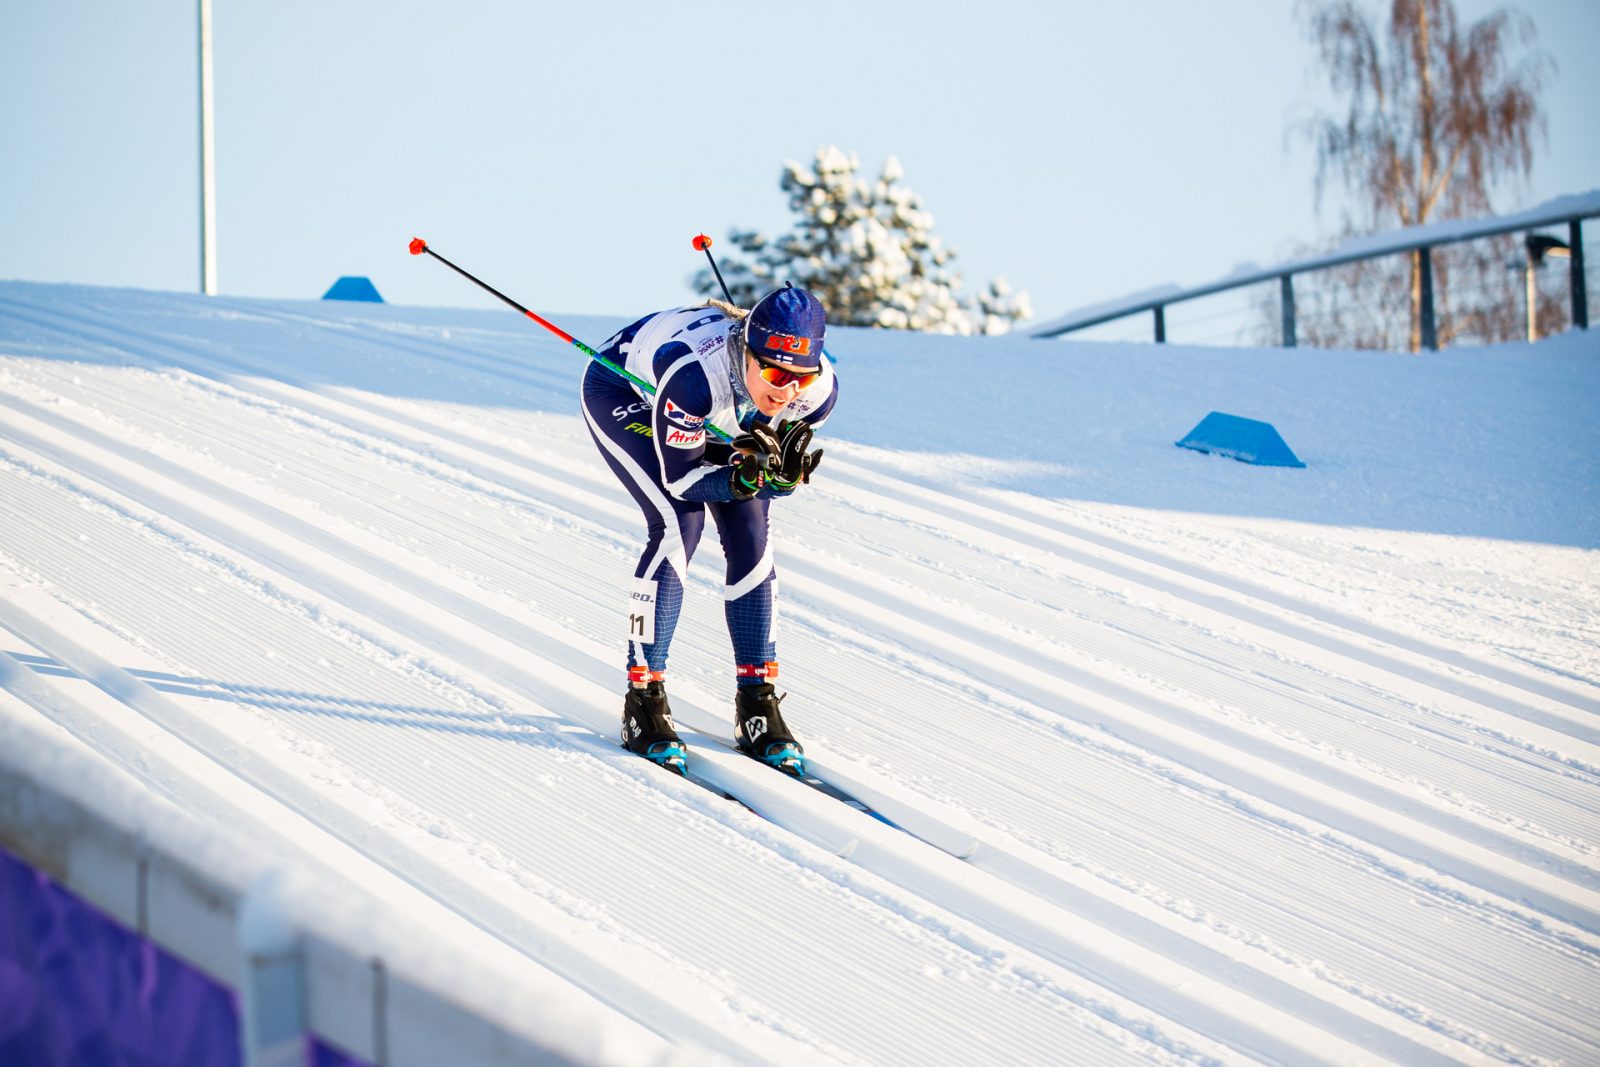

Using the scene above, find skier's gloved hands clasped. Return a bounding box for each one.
[736,421,821,496]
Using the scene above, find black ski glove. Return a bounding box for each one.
[735,423,783,462]
[729,451,768,500]
[768,420,822,492]
[730,421,821,497]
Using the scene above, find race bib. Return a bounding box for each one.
[628,577,657,644]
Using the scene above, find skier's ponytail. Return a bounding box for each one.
[704,298,749,320]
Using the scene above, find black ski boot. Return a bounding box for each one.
[734,684,805,777]
[622,681,687,776]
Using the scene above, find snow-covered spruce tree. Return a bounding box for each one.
[693,147,1030,335]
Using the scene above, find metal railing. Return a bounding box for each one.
[1028,191,1599,349]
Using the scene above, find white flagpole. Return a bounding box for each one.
[198,0,217,295]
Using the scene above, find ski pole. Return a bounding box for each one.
[693,233,735,304]
[408,237,733,443]
[691,233,835,366]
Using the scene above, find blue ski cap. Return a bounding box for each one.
[744,285,826,369]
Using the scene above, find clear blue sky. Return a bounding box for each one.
[2,1,1595,324]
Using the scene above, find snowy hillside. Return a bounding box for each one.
[1,279,1598,1066]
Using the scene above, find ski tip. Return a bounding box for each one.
[408,237,427,256]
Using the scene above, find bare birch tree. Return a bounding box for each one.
[1297,0,1551,350]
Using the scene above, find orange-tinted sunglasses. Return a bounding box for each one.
[751,353,822,390]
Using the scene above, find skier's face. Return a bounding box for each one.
[745,353,810,415]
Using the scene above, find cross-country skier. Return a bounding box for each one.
[580,285,836,777]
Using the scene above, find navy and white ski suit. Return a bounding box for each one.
[579,305,838,685]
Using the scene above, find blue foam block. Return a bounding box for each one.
[321,276,384,302]
[1177,411,1305,468]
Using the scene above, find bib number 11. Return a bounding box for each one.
[628,578,658,644]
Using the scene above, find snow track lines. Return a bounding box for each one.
[2,285,1597,1065]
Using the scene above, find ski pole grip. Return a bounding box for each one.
[694,232,734,304]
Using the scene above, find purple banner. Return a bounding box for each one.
[0,843,241,1066]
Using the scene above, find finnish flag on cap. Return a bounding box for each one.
[744,285,826,370]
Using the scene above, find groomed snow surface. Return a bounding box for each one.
[1,279,1597,1066]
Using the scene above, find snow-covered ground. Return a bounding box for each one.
[1,278,1597,1066]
